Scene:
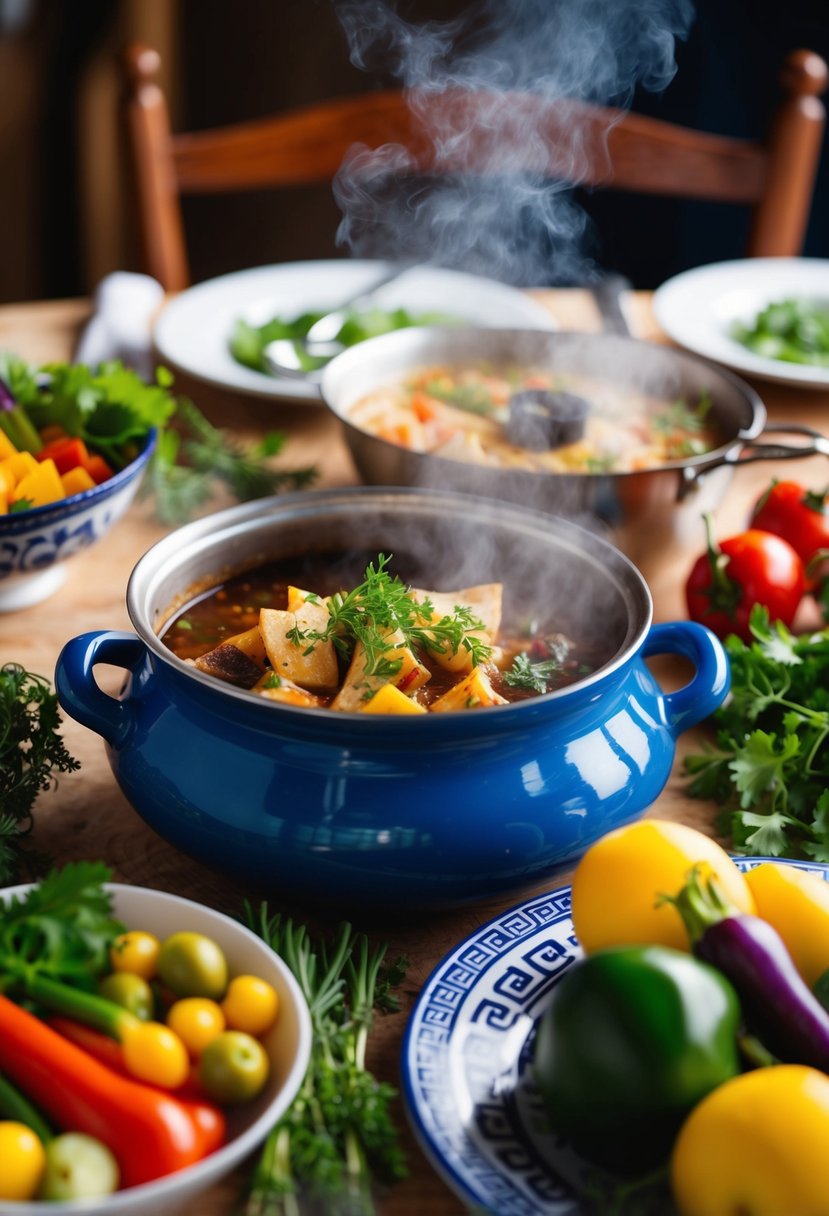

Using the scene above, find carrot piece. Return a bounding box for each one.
[37,436,90,475]
[411,391,439,423]
[83,453,115,484]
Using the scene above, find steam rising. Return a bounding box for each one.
[333,0,694,284]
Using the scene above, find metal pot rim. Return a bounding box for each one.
[126,485,653,724]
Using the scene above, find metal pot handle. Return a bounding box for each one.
[55,630,146,748]
[682,423,829,493]
[643,621,730,737]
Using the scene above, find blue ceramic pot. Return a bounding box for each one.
[55,488,729,907]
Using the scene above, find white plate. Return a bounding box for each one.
[653,258,829,389]
[402,856,829,1216]
[153,261,557,404]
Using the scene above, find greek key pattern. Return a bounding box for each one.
[407,886,582,1214]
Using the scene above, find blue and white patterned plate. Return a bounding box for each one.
[401,857,829,1216]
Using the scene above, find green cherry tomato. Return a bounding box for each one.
[98,971,154,1020]
[157,932,228,1000]
[38,1133,119,1201]
[198,1030,270,1104]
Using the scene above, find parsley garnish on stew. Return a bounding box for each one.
[287,554,493,677]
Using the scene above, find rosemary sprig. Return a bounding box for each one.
[239,908,408,1216]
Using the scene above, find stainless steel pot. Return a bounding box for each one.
[320,327,829,561]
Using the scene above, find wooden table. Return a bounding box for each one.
[2,290,828,1214]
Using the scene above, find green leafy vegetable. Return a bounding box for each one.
[0,862,123,994]
[0,352,318,525]
[0,665,80,885]
[230,307,458,375]
[733,298,829,367]
[684,605,829,860]
[287,553,492,677]
[240,909,407,1216]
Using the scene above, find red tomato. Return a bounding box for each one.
[685,527,805,642]
[752,481,829,586]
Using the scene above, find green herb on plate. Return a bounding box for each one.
[0,664,80,885]
[240,909,407,1216]
[732,298,829,367]
[684,604,829,861]
[230,307,458,375]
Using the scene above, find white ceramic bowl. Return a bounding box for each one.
[0,882,312,1216]
[0,434,155,613]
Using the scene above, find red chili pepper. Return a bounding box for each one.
[35,436,90,474]
[0,994,217,1187]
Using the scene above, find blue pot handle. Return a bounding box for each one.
[643,621,730,737]
[55,630,147,748]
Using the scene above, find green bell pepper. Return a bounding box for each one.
[533,944,741,1174]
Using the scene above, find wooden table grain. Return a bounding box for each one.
[1,289,828,1215]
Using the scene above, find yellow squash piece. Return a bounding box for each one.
[0,429,18,460]
[745,862,829,987]
[286,585,322,613]
[409,583,503,674]
[0,450,38,488]
[360,684,427,715]
[223,626,268,669]
[60,466,96,497]
[430,666,507,712]
[331,629,430,712]
[259,601,338,691]
[12,458,64,508]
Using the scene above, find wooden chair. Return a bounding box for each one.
[123,43,828,292]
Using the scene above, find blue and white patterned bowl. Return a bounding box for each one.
[0,432,155,612]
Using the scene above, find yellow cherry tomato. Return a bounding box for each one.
[167,997,226,1057]
[0,1121,46,1201]
[120,1019,190,1089]
[571,819,756,953]
[671,1065,829,1216]
[110,930,161,980]
[745,861,829,987]
[221,975,280,1037]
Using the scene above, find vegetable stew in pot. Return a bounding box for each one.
[163,551,602,712]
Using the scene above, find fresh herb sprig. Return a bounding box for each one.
[0,352,318,525]
[684,605,829,860]
[240,909,408,1216]
[288,555,492,677]
[0,664,80,884]
[0,862,122,993]
[503,652,564,694]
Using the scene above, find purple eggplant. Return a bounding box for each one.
[669,866,829,1071]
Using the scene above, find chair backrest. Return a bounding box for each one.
[123,43,828,292]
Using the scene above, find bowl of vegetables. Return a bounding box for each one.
[55,485,729,907]
[0,357,165,612]
[0,864,312,1214]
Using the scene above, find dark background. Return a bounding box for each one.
[1,0,827,304]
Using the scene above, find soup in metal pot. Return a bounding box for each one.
[347,363,722,474]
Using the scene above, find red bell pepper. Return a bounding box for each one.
[0,994,218,1188]
[83,452,115,484]
[35,436,90,475]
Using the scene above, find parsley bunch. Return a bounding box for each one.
[0,664,80,884]
[289,554,492,677]
[684,605,829,860]
[240,910,407,1216]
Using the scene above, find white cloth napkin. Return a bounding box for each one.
[74,272,165,380]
